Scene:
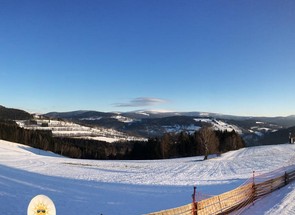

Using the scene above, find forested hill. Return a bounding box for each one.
[0,105,32,120]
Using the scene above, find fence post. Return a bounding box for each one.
[252,171,256,205]
[285,171,289,185]
[218,195,223,213]
[192,186,197,215]
[252,171,255,185]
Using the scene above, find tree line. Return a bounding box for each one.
[128,127,245,160]
[0,120,128,159]
[0,120,245,160]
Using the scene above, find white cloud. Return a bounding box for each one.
[114,97,169,107]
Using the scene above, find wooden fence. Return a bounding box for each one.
[196,182,254,215]
[147,203,194,215]
[146,167,295,215]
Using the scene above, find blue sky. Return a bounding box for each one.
[0,0,295,116]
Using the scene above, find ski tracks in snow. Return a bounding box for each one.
[2,140,295,214]
[1,140,294,187]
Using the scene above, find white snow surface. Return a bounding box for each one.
[163,124,201,134]
[16,119,146,143]
[194,118,243,134]
[1,140,295,214]
[112,115,134,123]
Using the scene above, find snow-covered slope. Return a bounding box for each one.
[44,110,292,143]
[16,118,146,143]
[1,140,295,214]
[194,118,243,133]
[243,181,295,215]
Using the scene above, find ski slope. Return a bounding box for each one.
[1,140,295,214]
[16,119,146,143]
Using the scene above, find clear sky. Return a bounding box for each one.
[0,0,295,116]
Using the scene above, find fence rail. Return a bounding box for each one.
[146,167,295,215]
[147,203,193,215]
[197,183,254,215]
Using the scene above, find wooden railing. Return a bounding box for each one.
[147,203,194,215]
[146,166,295,215]
[196,182,254,215]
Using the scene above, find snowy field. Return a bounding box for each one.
[1,140,295,214]
[16,119,146,143]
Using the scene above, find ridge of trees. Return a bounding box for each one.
[128,127,245,160]
[0,106,32,120]
[0,120,245,160]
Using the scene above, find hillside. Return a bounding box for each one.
[16,117,145,143]
[44,110,295,144]
[259,126,295,145]
[0,105,32,120]
[1,105,294,146]
[1,140,295,214]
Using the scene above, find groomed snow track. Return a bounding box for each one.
[1,140,295,214]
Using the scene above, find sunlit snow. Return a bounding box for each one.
[1,140,295,214]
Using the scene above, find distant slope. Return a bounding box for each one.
[45,111,232,137]
[0,105,32,120]
[45,110,113,119]
[254,116,295,128]
[44,110,295,144]
[16,118,145,143]
[2,105,294,147]
[258,126,295,145]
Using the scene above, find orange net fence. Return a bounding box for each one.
[146,165,295,215]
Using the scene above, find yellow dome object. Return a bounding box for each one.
[27,195,56,215]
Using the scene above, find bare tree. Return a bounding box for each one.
[161,133,171,159]
[198,126,219,160]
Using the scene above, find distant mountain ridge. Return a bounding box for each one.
[2,104,294,145]
[44,110,295,145]
[44,110,295,127]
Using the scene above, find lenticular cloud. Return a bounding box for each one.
[114,97,168,107]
